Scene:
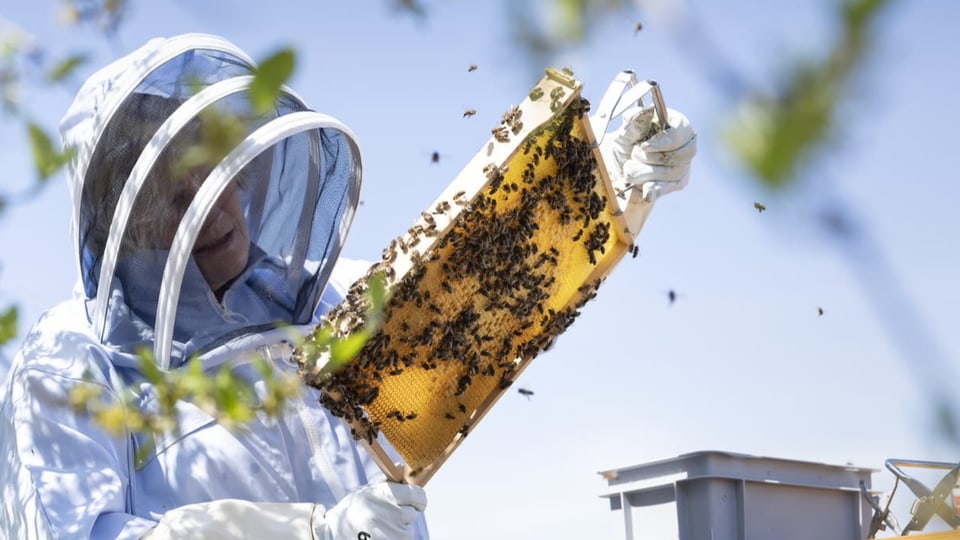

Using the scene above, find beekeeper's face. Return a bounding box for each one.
[159,174,250,296]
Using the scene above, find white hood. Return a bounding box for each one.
[58,33,362,369]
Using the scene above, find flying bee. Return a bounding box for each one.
[518,388,534,400]
[754,202,766,213]
[463,108,477,118]
[667,289,677,305]
[633,21,643,35]
[468,64,478,72]
[817,306,824,317]
[630,244,639,258]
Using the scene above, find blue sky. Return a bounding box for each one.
[2,1,959,537]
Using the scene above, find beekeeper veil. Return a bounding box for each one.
[59,34,361,369]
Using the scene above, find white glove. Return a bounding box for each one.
[142,482,426,540]
[316,481,427,540]
[602,106,697,203]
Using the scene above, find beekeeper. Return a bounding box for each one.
[0,33,694,540]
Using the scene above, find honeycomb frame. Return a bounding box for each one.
[296,68,655,486]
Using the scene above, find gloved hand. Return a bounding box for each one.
[142,482,426,540]
[601,105,697,203]
[315,481,427,540]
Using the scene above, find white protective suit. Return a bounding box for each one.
[0,34,428,539]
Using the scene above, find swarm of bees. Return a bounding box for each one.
[295,68,636,482]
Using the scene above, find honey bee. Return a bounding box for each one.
[633,21,643,35]
[501,105,521,127]
[455,374,471,396]
[630,244,639,258]
[382,245,398,263]
[483,163,506,182]
[518,387,534,399]
[754,202,766,213]
[468,64,478,72]
[667,289,677,305]
[420,211,436,228]
[492,126,510,143]
[430,151,441,163]
[528,86,544,101]
[817,307,824,317]
[453,190,468,205]
[463,108,477,118]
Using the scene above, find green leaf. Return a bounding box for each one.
[177,359,212,397]
[0,305,17,345]
[366,272,389,323]
[27,122,72,180]
[47,54,88,82]
[137,348,163,384]
[329,329,371,367]
[249,48,295,114]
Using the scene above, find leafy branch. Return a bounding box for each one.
[68,273,389,439]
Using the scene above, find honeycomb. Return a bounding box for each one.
[296,68,638,485]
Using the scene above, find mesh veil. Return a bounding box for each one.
[73,40,361,367]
